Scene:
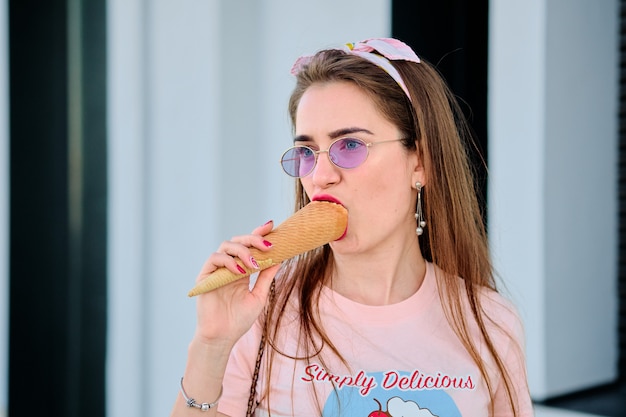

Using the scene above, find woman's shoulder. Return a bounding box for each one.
[477,283,521,321]
[433,263,525,339]
[479,286,525,339]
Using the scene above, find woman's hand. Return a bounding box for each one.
[192,220,279,349]
[171,221,278,417]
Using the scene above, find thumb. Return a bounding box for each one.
[250,264,281,301]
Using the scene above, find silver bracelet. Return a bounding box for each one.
[180,377,223,411]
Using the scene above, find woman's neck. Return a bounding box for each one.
[328,238,427,306]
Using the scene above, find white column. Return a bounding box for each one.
[489,0,619,400]
[107,0,220,415]
[107,1,151,415]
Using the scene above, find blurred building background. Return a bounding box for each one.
[0,0,620,416]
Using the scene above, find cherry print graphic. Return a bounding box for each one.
[368,399,390,417]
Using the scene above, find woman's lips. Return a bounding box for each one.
[312,195,343,206]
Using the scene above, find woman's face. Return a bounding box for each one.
[294,81,424,255]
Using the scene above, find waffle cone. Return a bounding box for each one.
[188,201,348,296]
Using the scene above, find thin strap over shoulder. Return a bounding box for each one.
[246,279,276,417]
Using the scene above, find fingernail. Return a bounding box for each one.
[264,220,273,226]
[250,256,259,269]
[237,265,246,274]
[263,240,273,248]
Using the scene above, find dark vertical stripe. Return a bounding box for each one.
[392,0,490,215]
[8,1,107,416]
[77,0,107,414]
[9,0,70,415]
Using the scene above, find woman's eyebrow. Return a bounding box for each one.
[293,134,313,143]
[293,127,374,143]
[328,127,374,139]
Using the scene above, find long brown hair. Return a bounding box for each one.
[259,48,523,416]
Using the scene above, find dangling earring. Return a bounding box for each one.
[415,182,426,236]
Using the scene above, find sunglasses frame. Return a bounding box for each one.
[280,137,408,178]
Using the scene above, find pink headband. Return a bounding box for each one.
[290,38,420,102]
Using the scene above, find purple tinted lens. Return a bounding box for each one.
[329,138,368,169]
[281,146,316,177]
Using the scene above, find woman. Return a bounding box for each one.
[171,38,533,417]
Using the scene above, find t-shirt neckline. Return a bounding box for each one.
[319,262,438,324]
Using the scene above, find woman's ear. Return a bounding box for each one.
[410,149,426,187]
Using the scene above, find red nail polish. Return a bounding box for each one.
[264,220,273,226]
[237,265,246,274]
[263,240,272,247]
[250,256,259,269]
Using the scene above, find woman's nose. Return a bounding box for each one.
[310,150,340,187]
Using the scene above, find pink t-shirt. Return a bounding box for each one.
[219,263,533,417]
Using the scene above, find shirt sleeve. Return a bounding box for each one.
[490,296,534,417]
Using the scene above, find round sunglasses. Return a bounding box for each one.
[280,137,407,178]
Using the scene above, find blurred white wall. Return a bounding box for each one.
[489,0,619,400]
[106,1,390,415]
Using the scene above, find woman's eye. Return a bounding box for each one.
[297,147,314,158]
[342,138,364,150]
